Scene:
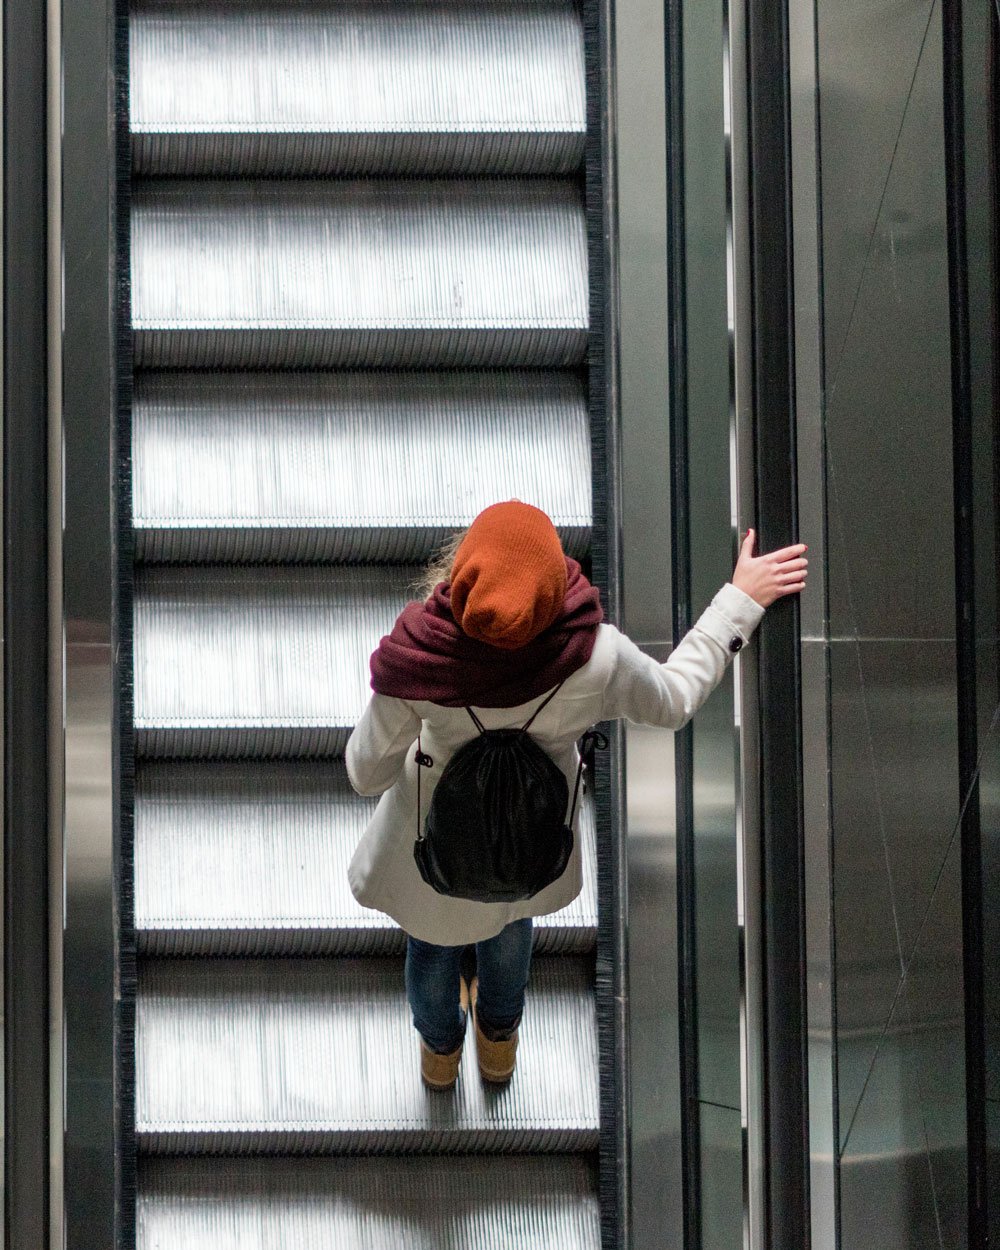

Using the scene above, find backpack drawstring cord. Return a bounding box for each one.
[414,737,433,843]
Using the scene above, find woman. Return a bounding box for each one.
[347,501,807,1090]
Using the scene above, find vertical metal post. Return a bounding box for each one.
[725,0,769,1244]
[787,0,838,1246]
[46,0,63,1240]
[745,2,811,1247]
[612,0,683,1246]
[942,0,988,1242]
[4,0,50,1244]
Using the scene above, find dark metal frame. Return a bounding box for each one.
[586,1,629,1245]
[115,0,138,1244]
[745,2,811,1247]
[662,2,702,1245]
[941,0,988,1243]
[4,0,51,1244]
[61,0,124,1243]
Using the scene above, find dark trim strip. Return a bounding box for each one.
[745,2,811,1247]
[663,3,702,1245]
[586,2,629,1246]
[3,0,50,1243]
[115,0,137,1245]
[941,1,987,1243]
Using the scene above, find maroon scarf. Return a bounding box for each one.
[370,558,604,707]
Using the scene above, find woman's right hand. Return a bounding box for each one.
[731,528,808,608]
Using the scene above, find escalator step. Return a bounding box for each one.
[135,760,598,957]
[137,956,599,1155]
[132,181,588,369]
[131,1,585,178]
[133,371,590,564]
[138,1155,599,1250]
[134,564,412,758]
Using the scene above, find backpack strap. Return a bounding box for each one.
[567,728,609,827]
[464,681,565,737]
[520,681,565,733]
[414,735,433,844]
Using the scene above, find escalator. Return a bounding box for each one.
[127,3,605,1243]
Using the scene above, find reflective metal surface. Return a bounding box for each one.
[131,180,588,370]
[680,0,751,1242]
[133,371,590,563]
[958,0,1000,1239]
[131,1,585,176]
[815,0,968,1244]
[724,0,767,1241]
[133,564,411,756]
[138,1156,601,1250]
[7,0,55,1238]
[615,0,670,646]
[135,761,597,957]
[788,0,836,1245]
[623,720,680,1246]
[127,0,601,1238]
[137,956,598,1154]
[59,0,119,1245]
[614,0,683,1242]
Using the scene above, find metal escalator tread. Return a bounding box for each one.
[134,564,414,758]
[131,1,585,177]
[135,760,599,956]
[132,180,588,369]
[133,371,591,564]
[137,956,598,1155]
[139,1155,600,1250]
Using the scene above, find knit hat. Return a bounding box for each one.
[449,502,568,650]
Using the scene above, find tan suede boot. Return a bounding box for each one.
[419,977,470,1091]
[470,977,519,1083]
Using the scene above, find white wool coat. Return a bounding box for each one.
[346,582,765,946]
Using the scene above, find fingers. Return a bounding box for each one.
[769,542,808,560]
[779,581,807,596]
[740,528,756,559]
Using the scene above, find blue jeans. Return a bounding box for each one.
[405,918,533,1055]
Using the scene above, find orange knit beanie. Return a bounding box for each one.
[450,502,568,650]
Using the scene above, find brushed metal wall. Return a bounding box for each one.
[613,3,683,1246]
[814,3,968,1246]
[960,0,1000,1238]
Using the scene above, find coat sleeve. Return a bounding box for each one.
[600,583,765,729]
[345,692,423,797]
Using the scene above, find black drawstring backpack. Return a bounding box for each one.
[413,683,607,903]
